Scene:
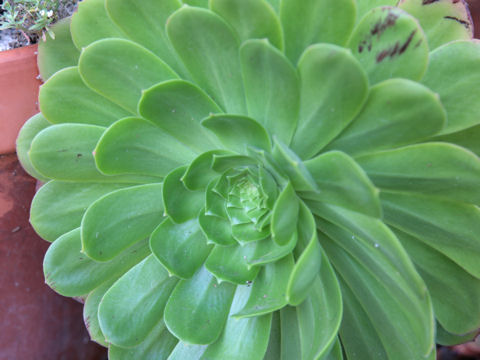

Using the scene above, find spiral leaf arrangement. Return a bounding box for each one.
[16,0,480,359]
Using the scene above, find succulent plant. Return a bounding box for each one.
[16,0,480,359]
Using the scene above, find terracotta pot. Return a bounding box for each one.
[0,44,42,155]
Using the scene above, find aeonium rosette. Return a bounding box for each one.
[15,0,480,359]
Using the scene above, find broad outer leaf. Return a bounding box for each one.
[70,0,127,49]
[348,6,429,84]
[78,39,178,113]
[201,285,272,360]
[434,124,480,157]
[95,117,196,177]
[422,40,480,134]
[164,266,236,345]
[303,151,381,218]
[39,67,131,126]
[168,342,207,360]
[211,0,283,50]
[108,320,178,360]
[139,80,222,153]
[280,0,356,64]
[98,255,178,347]
[291,44,368,159]
[240,40,299,144]
[30,181,130,242]
[271,182,299,246]
[37,18,80,81]
[326,79,446,157]
[399,0,473,50]
[167,6,246,113]
[43,229,150,297]
[356,143,480,205]
[150,218,212,279]
[82,184,164,261]
[105,0,188,77]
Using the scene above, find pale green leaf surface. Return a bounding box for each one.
[356,142,480,205]
[210,0,283,50]
[303,151,381,218]
[183,0,208,6]
[109,320,178,360]
[434,124,480,157]
[280,0,356,64]
[39,67,131,126]
[247,234,297,267]
[163,166,205,223]
[81,184,164,261]
[150,218,212,279]
[201,285,272,360]
[263,312,281,360]
[348,6,429,84]
[70,0,127,49]
[202,115,272,154]
[271,183,299,246]
[291,44,368,159]
[44,229,150,297]
[436,323,478,346]
[321,338,343,360]
[326,79,446,157]
[31,180,130,242]
[167,6,246,113]
[355,0,399,21]
[95,117,195,177]
[168,342,207,360]
[139,80,222,153]
[234,255,293,318]
[164,266,236,344]
[105,0,188,77]
[98,255,178,347]
[280,306,301,359]
[211,154,257,173]
[240,40,298,143]
[395,229,480,335]
[399,0,473,50]
[182,150,231,190]
[199,212,236,246]
[422,40,480,134]
[37,17,80,81]
[78,39,178,113]
[16,113,51,182]
[381,191,480,279]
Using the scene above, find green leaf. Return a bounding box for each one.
[78,39,178,114]
[435,322,478,346]
[422,41,480,134]
[434,124,480,157]
[202,285,272,359]
[271,183,299,246]
[211,154,258,173]
[70,0,127,49]
[348,6,429,84]
[138,80,222,153]
[210,0,283,50]
[271,138,318,192]
[182,150,231,190]
[16,113,51,182]
[247,234,297,267]
[44,229,150,297]
[31,181,130,242]
[164,266,236,344]
[320,219,435,359]
[234,254,293,318]
[98,255,178,347]
[264,312,281,360]
[84,280,115,347]
[202,114,272,154]
[168,342,207,360]
[39,67,131,126]
[183,0,208,7]
[37,18,80,81]
[280,0,356,64]
[303,151,381,218]
[205,243,261,284]
[163,166,205,223]
[231,221,270,245]
[326,79,446,156]
[82,184,164,261]
[108,320,178,360]
[280,306,301,359]
[105,0,188,77]
[321,338,344,360]
[290,44,368,159]
[167,6,246,113]
[199,212,237,246]
[355,0,398,21]
[150,218,212,279]
[395,229,480,335]
[286,203,321,305]
[240,39,298,143]
[398,0,473,50]
[381,191,480,279]
[95,117,196,177]
[356,143,480,205]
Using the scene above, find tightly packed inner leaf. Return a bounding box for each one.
[16,0,480,359]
